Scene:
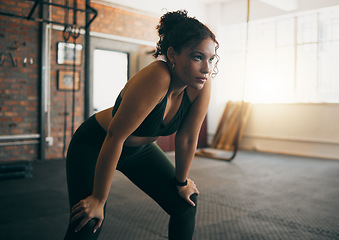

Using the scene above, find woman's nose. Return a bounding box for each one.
[201,61,211,74]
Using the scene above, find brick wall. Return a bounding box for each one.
[0,0,158,162]
[0,0,40,161]
[90,3,158,41]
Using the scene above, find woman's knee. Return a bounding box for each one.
[168,194,198,240]
[64,218,102,240]
[186,193,198,215]
[172,193,198,218]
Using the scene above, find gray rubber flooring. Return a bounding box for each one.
[0,150,338,240]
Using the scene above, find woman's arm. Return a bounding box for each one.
[92,62,170,202]
[174,79,211,204]
[71,61,171,232]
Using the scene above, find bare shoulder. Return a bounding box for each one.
[121,60,170,98]
[141,60,171,87]
[119,60,171,109]
[139,60,170,77]
[148,60,170,73]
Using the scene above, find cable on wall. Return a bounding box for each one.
[61,0,82,159]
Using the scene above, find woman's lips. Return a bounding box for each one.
[197,77,207,83]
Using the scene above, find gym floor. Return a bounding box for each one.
[1,150,338,240]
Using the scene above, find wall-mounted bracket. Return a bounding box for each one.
[0,0,97,29]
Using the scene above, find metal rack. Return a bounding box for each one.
[0,0,97,29]
[0,0,98,166]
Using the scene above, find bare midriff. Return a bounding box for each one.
[95,107,159,147]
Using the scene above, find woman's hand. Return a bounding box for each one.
[176,178,199,206]
[71,195,105,233]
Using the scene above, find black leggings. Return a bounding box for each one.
[64,115,197,240]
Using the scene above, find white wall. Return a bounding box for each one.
[241,104,339,160]
[205,0,339,160]
[206,0,339,26]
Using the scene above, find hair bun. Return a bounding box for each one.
[157,10,188,36]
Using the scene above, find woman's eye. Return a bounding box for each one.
[209,57,215,63]
[193,55,202,61]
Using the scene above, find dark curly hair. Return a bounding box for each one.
[154,10,219,76]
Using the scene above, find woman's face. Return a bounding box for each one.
[173,38,217,90]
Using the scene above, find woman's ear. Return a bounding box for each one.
[166,47,176,66]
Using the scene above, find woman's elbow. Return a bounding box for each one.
[106,127,128,146]
[175,133,198,147]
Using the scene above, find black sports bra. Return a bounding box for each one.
[112,88,192,137]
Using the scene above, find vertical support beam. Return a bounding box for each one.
[84,0,91,119]
[39,2,48,160]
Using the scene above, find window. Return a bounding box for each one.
[93,49,128,112]
[217,5,339,103]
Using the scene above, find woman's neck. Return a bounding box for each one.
[168,78,186,98]
[166,64,187,97]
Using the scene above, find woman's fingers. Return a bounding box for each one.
[189,179,200,196]
[186,196,196,206]
[71,201,86,215]
[75,216,91,232]
[72,201,83,211]
[70,209,86,223]
[194,186,200,196]
[71,206,84,216]
[71,201,89,224]
[69,196,105,233]
[177,178,200,206]
[196,188,200,195]
[93,218,103,233]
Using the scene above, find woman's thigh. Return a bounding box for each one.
[66,142,100,208]
[118,143,195,216]
[65,142,105,239]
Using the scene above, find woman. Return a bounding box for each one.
[64,10,219,240]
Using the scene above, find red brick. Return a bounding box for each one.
[12,117,23,122]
